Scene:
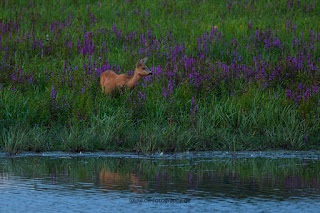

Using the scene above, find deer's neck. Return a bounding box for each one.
[126,72,141,88]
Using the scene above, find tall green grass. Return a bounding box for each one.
[1,85,318,154]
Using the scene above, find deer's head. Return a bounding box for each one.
[135,57,152,76]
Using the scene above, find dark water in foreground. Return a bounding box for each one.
[1,151,320,213]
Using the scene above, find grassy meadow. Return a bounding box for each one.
[1,0,320,154]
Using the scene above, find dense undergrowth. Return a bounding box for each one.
[1,0,320,154]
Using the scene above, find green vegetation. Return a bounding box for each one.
[1,0,320,154]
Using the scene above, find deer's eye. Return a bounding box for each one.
[142,68,145,70]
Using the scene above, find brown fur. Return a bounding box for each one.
[99,168,148,194]
[100,57,151,94]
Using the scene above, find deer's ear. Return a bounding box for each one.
[136,59,142,67]
[142,57,148,65]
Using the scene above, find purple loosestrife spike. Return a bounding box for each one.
[33,41,37,50]
[255,29,259,40]
[51,85,58,107]
[195,105,198,113]
[111,23,117,33]
[286,89,292,99]
[292,23,297,33]
[162,87,168,99]
[51,85,54,96]
[296,0,300,8]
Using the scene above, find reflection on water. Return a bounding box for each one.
[99,168,148,194]
[1,152,320,212]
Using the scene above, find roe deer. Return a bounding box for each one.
[100,57,152,94]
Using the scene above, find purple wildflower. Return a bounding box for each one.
[81,85,85,93]
[292,23,297,33]
[50,85,58,107]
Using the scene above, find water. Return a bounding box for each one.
[1,151,320,213]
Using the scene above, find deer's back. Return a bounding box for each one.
[100,70,130,93]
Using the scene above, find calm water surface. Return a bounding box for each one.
[1,151,320,213]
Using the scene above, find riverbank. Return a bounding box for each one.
[1,1,320,154]
[1,86,320,154]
